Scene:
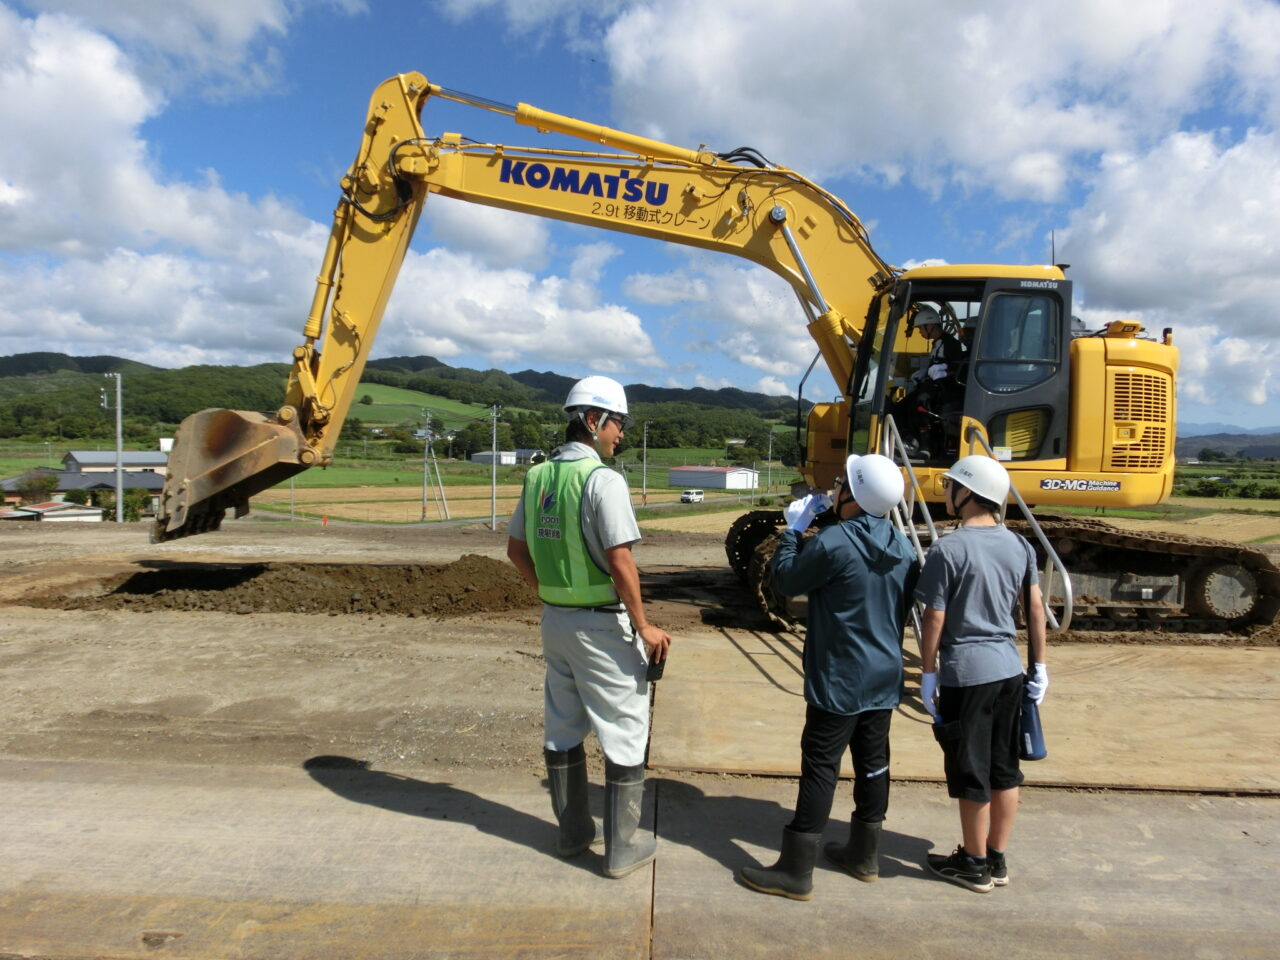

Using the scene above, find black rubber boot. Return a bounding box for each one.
[738,826,823,900]
[544,744,601,857]
[603,758,656,878]
[824,817,881,882]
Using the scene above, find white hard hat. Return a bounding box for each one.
[564,375,630,423]
[848,453,905,517]
[913,305,941,329]
[944,454,1011,506]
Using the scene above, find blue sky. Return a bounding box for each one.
[1,0,1279,427]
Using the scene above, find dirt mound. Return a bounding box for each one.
[30,554,540,617]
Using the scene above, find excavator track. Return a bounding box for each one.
[725,510,785,582]
[1009,515,1280,635]
[726,511,1280,636]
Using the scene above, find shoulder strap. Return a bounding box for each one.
[1021,540,1035,671]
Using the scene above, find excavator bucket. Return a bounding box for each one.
[152,408,311,543]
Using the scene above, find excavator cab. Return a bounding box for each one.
[852,270,1073,473]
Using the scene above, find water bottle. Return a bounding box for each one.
[1019,688,1047,761]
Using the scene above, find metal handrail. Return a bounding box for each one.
[964,427,1074,632]
[880,414,938,561]
[879,414,938,649]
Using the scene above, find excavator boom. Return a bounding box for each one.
[154,71,893,541]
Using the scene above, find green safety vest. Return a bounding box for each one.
[523,457,619,607]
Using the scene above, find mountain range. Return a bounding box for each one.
[1,352,1273,456]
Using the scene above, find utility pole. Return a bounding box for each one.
[427,409,437,522]
[432,430,450,520]
[642,421,650,507]
[767,431,774,498]
[101,373,124,523]
[490,404,501,530]
[421,409,450,521]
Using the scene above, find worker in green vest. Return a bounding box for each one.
[507,375,671,879]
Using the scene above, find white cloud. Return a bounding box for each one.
[19,0,365,96]
[3,0,1280,422]
[615,253,842,397]
[1159,323,1280,411]
[0,233,325,364]
[753,375,790,396]
[381,247,664,370]
[424,195,551,271]
[0,8,331,363]
[1058,125,1280,415]
[0,5,677,381]
[1061,129,1280,337]
[621,270,709,305]
[693,373,732,390]
[434,0,622,39]
[440,0,1278,203]
[0,10,318,262]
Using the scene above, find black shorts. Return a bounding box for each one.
[933,674,1025,803]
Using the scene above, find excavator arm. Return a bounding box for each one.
[154,71,895,541]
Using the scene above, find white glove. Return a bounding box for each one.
[927,362,949,381]
[1025,663,1048,705]
[920,672,939,717]
[784,494,830,532]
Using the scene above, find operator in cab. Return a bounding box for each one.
[891,305,967,459]
[506,375,671,879]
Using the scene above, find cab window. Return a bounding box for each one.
[973,293,1060,394]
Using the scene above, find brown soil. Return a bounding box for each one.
[28,554,541,618]
[0,521,762,775]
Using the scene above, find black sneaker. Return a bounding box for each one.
[987,849,1009,887]
[927,845,993,893]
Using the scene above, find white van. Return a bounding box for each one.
[680,489,705,503]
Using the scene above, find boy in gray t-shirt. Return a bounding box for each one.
[915,456,1048,894]
[915,524,1035,687]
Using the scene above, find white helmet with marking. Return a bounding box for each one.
[846,453,905,517]
[943,455,1011,506]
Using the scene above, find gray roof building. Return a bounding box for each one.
[63,451,168,472]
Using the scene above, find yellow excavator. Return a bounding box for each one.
[154,71,1279,631]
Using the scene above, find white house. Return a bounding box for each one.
[0,501,104,522]
[667,465,759,490]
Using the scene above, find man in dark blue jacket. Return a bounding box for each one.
[738,454,920,900]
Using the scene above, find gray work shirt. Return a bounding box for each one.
[914,524,1037,687]
[509,442,640,571]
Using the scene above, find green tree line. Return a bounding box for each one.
[0,353,804,467]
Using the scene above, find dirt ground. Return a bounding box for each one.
[0,520,752,776]
[1,512,1275,782]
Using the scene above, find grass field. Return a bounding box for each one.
[7,429,1280,532]
[349,383,512,430]
[251,483,748,524]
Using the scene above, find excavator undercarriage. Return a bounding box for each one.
[727,509,1280,636]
